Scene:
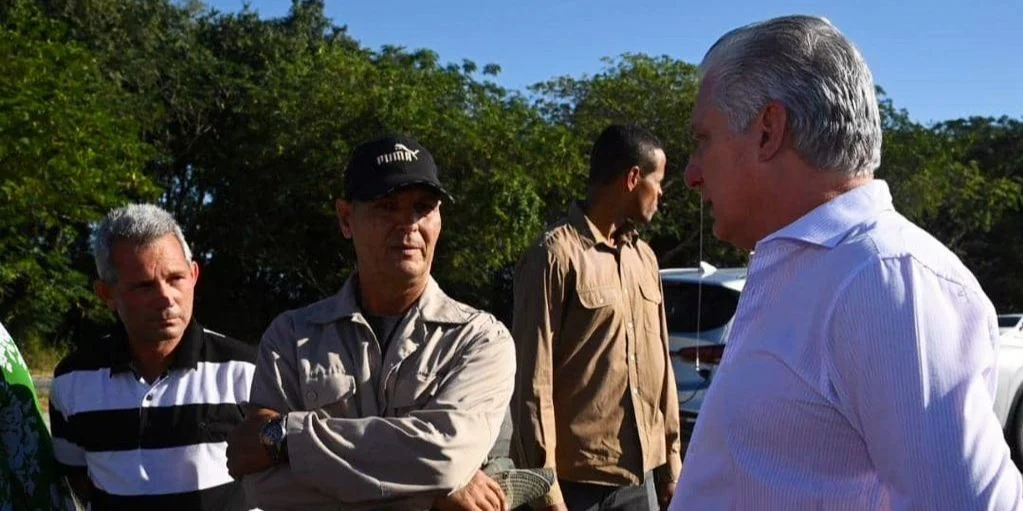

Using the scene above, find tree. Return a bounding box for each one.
[0,3,156,342]
[4,0,1021,348]
[930,117,1023,310]
[877,98,1023,312]
[533,54,745,269]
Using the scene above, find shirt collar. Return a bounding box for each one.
[758,179,895,250]
[568,201,637,249]
[306,272,473,325]
[109,317,204,376]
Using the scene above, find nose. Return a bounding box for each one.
[154,280,176,307]
[394,206,423,231]
[684,158,703,190]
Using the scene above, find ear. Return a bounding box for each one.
[94,280,117,311]
[336,199,355,239]
[756,101,788,162]
[190,260,200,284]
[625,166,642,191]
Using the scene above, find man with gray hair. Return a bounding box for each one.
[673,15,1023,510]
[49,204,257,510]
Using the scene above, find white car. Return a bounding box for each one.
[660,263,745,440]
[1000,314,1023,337]
[993,313,1023,465]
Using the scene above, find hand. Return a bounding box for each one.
[226,407,280,479]
[434,470,507,511]
[656,481,676,511]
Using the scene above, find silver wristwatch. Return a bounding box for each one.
[259,416,287,464]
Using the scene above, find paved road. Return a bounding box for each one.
[32,376,52,430]
[34,375,52,394]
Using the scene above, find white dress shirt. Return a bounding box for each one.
[671,180,1023,510]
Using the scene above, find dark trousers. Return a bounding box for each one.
[558,472,656,511]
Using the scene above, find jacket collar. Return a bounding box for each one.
[306,273,473,325]
[568,201,638,249]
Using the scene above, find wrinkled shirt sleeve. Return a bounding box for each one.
[246,312,515,509]
[511,244,567,506]
[244,312,338,509]
[654,269,682,485]
[827,257,1023,511]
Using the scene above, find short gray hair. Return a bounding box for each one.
[700,15,881,176]
[92,204,192,283]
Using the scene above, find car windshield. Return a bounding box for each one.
[663,281,740,334]
[1001,316,1023,328]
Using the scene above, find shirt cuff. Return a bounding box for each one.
[284,411,313,470]
[654,455,681,485]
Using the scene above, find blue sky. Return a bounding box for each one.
[205,0,1022,124]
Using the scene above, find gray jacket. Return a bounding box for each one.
[243,276,516,510]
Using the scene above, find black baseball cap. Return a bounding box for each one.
[342,134,452,202]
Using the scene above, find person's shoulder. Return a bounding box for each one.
[838,210,978,289]
[537,216,579,250]
[52,351,82,379]
[437,296,513,347]
[198,324,257,364]
[53,334,113,378]
[266,293,348,335]
[419,281,484,324]
[519,216,580,268]
[633,238,660,265]
[426,286,506,330]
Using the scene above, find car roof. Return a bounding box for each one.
[660,266,747,292]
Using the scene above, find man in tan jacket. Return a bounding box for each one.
[226,135,519,510]
[512,125,681,511]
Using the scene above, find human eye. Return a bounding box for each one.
[132,281,155,291]
[416,199,440,216]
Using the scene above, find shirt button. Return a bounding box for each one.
[144,394,153,402]
[628,322,634,330]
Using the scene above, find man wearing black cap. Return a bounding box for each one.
[225,135,542,510]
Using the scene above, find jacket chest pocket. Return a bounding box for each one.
[388,370,443,417]
[576,286,619,325]
[301,373,357,417]
[637,277,663,335]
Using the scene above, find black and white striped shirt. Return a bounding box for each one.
[50,320,256,511]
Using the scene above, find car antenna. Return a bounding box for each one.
[695,197,706,371]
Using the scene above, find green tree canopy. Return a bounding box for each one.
[0,2,156,342]
[2,0,1020,351]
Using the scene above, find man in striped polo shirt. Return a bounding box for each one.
[49,204,257,510]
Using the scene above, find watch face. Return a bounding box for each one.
[261,419,283,447]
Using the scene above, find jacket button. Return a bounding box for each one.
[306,390,317,401]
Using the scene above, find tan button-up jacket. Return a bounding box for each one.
[243,275,515,510]
[511,203,681,506]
